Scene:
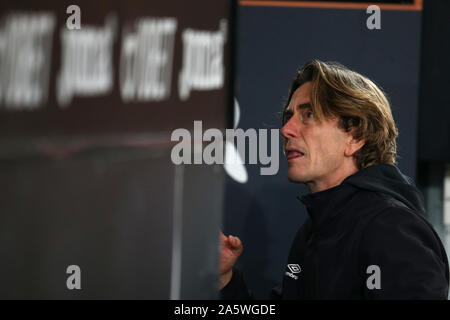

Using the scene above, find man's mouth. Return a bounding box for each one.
[286,149,305,160]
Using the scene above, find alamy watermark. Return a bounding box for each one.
[366,5,381,30]
[366,264,381,290]
[171,121,280,175]
[66,264,81,290]
[66,5,81,30]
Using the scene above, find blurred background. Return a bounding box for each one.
[0,0,449,299]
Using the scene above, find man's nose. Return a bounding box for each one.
[281,117,299,140]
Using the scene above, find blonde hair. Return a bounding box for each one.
[283,60,398,169]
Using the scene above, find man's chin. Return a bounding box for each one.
[287,173,309,183]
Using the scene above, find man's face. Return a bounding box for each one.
[281,82,355,192]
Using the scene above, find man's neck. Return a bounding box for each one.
[306,162,359,194]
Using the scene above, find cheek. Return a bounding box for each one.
[312,131,347,162]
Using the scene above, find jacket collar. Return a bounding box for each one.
[298,182,358,232]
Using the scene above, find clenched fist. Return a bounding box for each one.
[219,232,243,289]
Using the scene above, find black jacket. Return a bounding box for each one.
[222,164,449,299]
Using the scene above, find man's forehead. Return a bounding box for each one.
[286,83,312,111]
[287,94,311,112]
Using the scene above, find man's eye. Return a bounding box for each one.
[305,111,314,119]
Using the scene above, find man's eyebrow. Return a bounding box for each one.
[285,102,312,113]
[296,102,312,110]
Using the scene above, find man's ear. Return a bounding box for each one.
[344,135,365,157]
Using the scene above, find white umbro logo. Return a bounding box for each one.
[287,264,302,274]
[285,264,301,280]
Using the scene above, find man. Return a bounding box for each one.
[219,60,449,299]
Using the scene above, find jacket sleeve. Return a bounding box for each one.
[220,268,252,300]
[360,207,449,300]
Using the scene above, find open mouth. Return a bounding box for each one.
[286,150,305,160]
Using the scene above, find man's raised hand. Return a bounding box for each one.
[219,232,243,289]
